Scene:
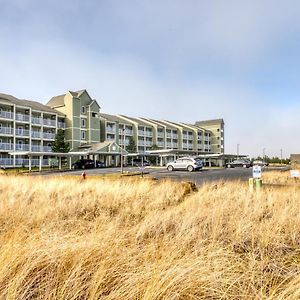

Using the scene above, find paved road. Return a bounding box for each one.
[40,166,289,186]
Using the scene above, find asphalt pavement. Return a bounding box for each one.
[39,166,289,186]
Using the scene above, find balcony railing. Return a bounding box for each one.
[58,122,65,129]
[172,134,178,139]
[31,145,42,152]
[43,132,55,140]
[0,111,13,120]
[0,158,13,166]
[166,143,172,148]
[0,127,13,135]
[125,130,133,135]
[188,135,194,140]
[15,158,29,165]
[173,143,178,148]
[145,141,152,146]
[32,117,42,125]
[43,146,52,152]
[15,129,30,137]
[138,141,145,146]
[138,130,145,136]
[0,143,13,150]
[15,144,30,151]
[43,119,56,127]
[31,131,41,138]
[106,127,116,134]
[145,131,152,137]
[16,114,30,122]
[157,132,164,138]
[182,134,187,140]
[183,143,188,148]
[157,141,164,147]
[166,132,172,138]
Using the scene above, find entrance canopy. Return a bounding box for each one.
[77,141,128,156]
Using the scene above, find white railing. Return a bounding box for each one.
[0,158,13,166]
[0,111,13,119]
[15,158,29,165]
[43,132,55,140]
[0,127,13,135]
[119,140,130,146]
[188,135,194,140]
[182,134,187,140]
[182,143,188,148]
[145,141,152,146]
[166,132,172,138]
[157,141,164,147]
[32,117,42,125]
[172,134,178,139]
[166,143,172,148]
[106,127,116,134]
[15,144,30,151]
[31,131,41,138]
[15,129,30,136]
[173,143,178,148]
[138,140,145,146]
[43,146,52,152]
[43,119,56,127]
[0,143,13,150]
[138,130,145,136]
[16,114,30,122]
[157,132,164,138]
[31,145,42,152]
[145,131,152,137]
[125,130,133,135]
[58,122,65,129]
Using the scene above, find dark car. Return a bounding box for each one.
[132,158,150,167]
[72,159,105,169]
[226,159,252,168]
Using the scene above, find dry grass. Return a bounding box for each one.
[0,174,300,299]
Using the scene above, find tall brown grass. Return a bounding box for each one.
[0,174,300,299]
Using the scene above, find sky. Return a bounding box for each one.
[0,0,299,157]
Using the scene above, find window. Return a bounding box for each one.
[81,119,86,128]
[81,106,86,114]
[81,131,86,140]
[91,112,97,117]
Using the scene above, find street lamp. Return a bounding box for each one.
[237,143,240,159]
[280,149,283,165]
[263,148,266,161]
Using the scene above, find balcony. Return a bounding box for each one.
[32,117,42,125]
[182,143,188,148]
[0,127,13,135]
[15,144,30,151]
[15,158,29,166]
[145,141,152,146]
[16,113,30,122]
[138,130,145,136]
[157,141,164,147]
[172,134,178,139]
[0,111,13,120]
[58,122,65,129]
[166,132,172,138]
[188,135,194,140]
[145,131,152,137]
[157,132,164,138]
[138,141,145,146]
[119,140,130,146]
[173,143,178,148]
[125,130,133,136]
[43,132,55,140]
[166,142,172,148]
[31,145,42,152]
[182,134,187,140]
[16,129,30,137]
[43,146,52,152]
[31,131,41,138]
[0,158,13,166]
[0,143,13,151]
[43,119,56,127]
[106,127,116,134]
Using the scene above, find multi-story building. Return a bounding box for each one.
[0,90,225,168]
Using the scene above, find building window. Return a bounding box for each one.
[81,131,86,140]
[81,106,86,114]
[91,112,97,117]
[81,119,86,128]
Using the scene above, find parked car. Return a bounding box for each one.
[166,157,203,172]
[72,159,105,169]
[252,160,269,167]
[226,159,252,168]
[132,158,150,167]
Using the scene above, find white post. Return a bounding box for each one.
[39,156,42,171]
[69,156,72,170]
[58,156,62,170]
[29,156,32,172]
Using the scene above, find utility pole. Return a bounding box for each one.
[280,148,283,165]
[237,143,240,159]
[263,148,266,161]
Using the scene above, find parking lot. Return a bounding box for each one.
[42,166,289,186]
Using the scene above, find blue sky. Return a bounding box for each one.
[0,0,300,157]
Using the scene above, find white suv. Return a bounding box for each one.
[166,157,203,172]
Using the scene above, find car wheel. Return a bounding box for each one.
[187,165,194,172]
[167,165,174,171]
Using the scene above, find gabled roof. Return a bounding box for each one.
[100,113,133,125]
[77,141,128,154]
[195,119,224,126]
[0,93,65,116]
[119,115,151,127]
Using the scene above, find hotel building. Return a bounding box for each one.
[0,90,225,168]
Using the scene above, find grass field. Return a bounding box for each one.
[0,173,300,299]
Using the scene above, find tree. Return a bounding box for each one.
[126,136,136,153]
[52,129,70,153]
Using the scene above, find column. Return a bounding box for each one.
[29,156,32,172]
[39,155,42,171]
